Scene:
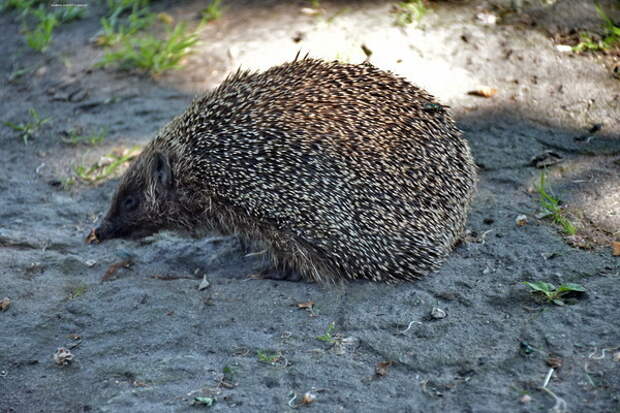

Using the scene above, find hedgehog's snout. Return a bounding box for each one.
[87,217,125,244]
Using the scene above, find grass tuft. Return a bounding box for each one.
[98,22,199,74]
[574,3,620,52]
[535,172,577,236]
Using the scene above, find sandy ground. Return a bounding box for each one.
[1,0,619,412]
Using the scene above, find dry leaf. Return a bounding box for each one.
[101,260,132,282]
[297,301,315,309]
[468,87,497,98]
[376,360,393,376]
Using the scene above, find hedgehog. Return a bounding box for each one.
[88,56,477,283]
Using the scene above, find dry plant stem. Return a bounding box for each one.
[541,368,568,413]
[588,346,620,360]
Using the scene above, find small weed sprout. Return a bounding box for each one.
[74,147,140,183]
[3,108,51,144]
[67,284,88,299]
[200,0,222,24]
[574,3,620,52]
[316,321,336,343]
[222,365,235,381]
[61,127,108,146]
[107,0,149,18]
[394,0,428,27]
[522,281,586,306]
[536,172,576,235]
[257,350,281,365]
[97,7,154,47]
[53,5,86,23]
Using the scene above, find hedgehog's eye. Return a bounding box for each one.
[122,195,139,212]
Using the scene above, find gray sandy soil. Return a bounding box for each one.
[1,0,619,412]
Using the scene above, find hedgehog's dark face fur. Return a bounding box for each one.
[93,150,179,242]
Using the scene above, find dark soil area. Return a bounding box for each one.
[1,1,619,412]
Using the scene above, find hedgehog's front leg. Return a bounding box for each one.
[258,265,304,282]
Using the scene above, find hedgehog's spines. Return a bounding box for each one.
[133,58,476,283]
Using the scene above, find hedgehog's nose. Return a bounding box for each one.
[87,220,115,244]
[86,227,101,244]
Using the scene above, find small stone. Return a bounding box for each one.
[476,12,497,25]
[53,347,74,366]
[301,392,316,404]
[613,352,620,362]
[0,297,11,312]
[300,7,321,15]
[430,307,447,319]
[198,275,210,290]
[515,215,528,226]
[555,45,573,53]
[519,394,532,404]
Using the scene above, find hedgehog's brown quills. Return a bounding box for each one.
[90,57,477,283]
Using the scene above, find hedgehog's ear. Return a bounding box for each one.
[151,152,173,190]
